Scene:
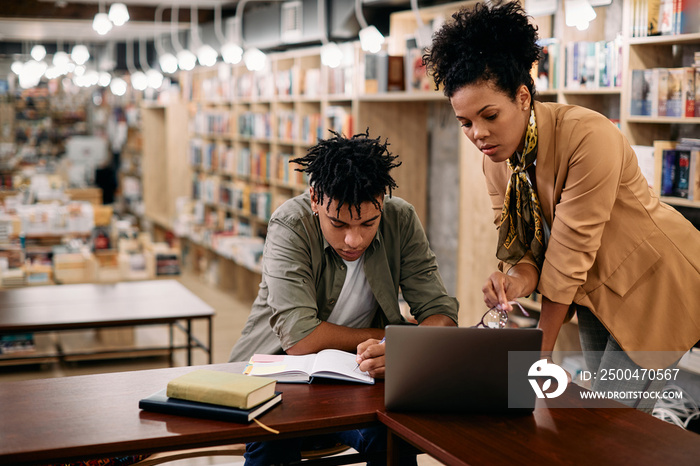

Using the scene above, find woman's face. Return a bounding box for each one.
[450,81,531,163]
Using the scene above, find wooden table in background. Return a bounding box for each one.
[0,279,214,365]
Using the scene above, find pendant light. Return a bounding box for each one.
[171,5,196,71]
[215,2,242,65]
[154,5,178,74]
[355,0,384,53]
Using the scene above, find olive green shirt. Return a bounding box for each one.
[228,192,459,362]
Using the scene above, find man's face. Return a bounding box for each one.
[311,188,383,262]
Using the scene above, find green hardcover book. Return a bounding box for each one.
[167,369,276,409]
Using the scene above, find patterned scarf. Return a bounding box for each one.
[496,106,546,269]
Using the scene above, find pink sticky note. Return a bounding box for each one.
[251,354,285,363]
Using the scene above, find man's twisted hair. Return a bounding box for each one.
[291,129,401,218]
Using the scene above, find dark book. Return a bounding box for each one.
[139,389,282,423]
[661,149,678,196]
[674,149,692,198]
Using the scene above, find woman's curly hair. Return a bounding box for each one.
[291,129,401,218]
[423,1,541,99]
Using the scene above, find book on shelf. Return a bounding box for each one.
[653,140,677,192]
[675,0,700,35]
[167,369,277,409]
[405,38,432,92]
[244,349,374,384]
[1,333,35,354]
[658,0,674,35]
[631,145,656,186]
[534,38,559,91]
[661,149,678,195]
[655,139,700,200]
[630,69,652,116]
[681,67,696,117]
[696,66,700,117]
[140,389,282,423]
[565,39,622,89]
[666,68,685,117]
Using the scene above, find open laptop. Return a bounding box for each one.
[384,325,543,414]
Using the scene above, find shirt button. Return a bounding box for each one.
[427,271,433,276]
[328,299,336,305]
[340,265,345,270]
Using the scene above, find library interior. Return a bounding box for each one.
[0,0,699,465]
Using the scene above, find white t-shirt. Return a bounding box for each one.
[327,254,377,328]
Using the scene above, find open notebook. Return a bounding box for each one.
[244,349,374,384]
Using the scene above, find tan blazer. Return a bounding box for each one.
[483,102,700,365]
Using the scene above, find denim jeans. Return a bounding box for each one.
[243,425,417,466]
[577,306,674,413]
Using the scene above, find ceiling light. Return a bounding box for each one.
[197,44,218,67]
[221,42,243,64]
[93,12,113,35]
[110,76,127,96]
[189,5,218,67]
[154,5,178,74]
[98,71,112,87]
[243,47,266,71]
[159,53,178,74]
[359,26,384,53]
[214,3,241,65]
[71,45,90,65]
[108,3,129,26]
[137,36,164,89]
[146,69,164,89]
[45,66,63,80]
[317,0,343,68]
[11,60,24,75]
[131,71,148,91]
[85,70,100,86]
[355,0,384,53]
[19,60,47,89]
[321,42,343,68]
[177,49,197,71]
[53,51,70,67]
[31,44,47,61]
[565,0,597,31]
[169,5,196,71]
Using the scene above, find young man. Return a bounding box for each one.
[229,130,458,465]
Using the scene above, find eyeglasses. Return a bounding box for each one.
[474,301,529,329]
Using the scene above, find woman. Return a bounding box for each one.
[424,1,700,412]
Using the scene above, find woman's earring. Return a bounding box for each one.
[313,211,319,217]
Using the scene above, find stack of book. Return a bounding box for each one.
[139,369,281,423]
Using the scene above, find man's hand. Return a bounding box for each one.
[356,338,386,379]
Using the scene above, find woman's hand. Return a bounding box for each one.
[482,263,539,311]
[482,271,519,311]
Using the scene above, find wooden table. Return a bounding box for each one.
[0,280,214,365]
[0,362,384,465]
[2,362,699,466]
[380,384,700,465]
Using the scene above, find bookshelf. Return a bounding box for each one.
[141,100,190,231]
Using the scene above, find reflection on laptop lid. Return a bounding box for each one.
[384,326,543,414]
